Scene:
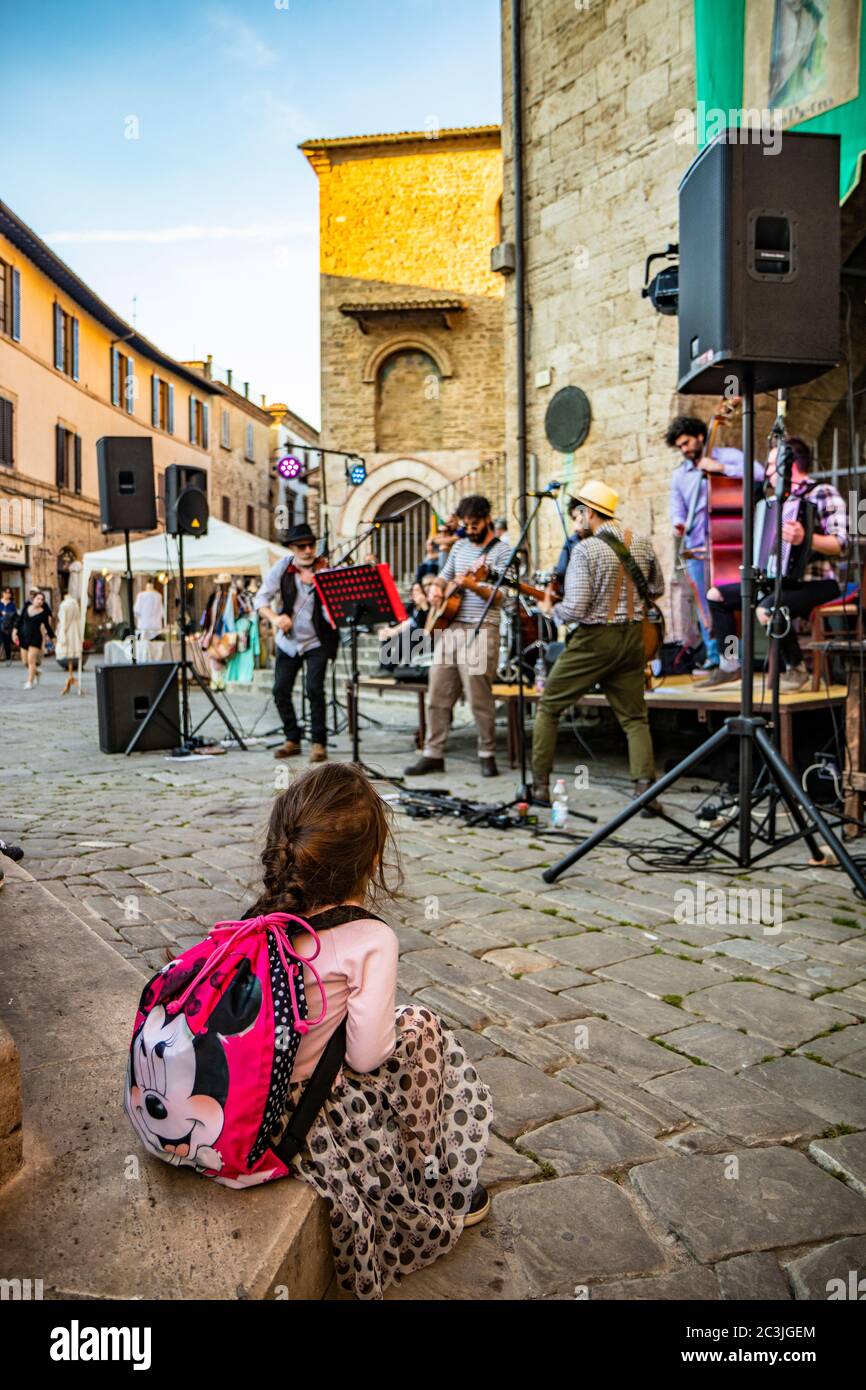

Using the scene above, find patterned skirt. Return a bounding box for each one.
[287,1004,493,1300]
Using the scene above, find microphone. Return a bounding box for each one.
[526,480,562,497]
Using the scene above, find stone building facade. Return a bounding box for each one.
[301,126,505,575]
[500,0,866,601]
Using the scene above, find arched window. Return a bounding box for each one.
[373,489,431,589]
[375,349,442,452]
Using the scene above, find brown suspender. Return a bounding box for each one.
[604,529,635,622]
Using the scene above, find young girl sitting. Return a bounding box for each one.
[246,761,492,1300]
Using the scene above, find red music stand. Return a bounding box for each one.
[312,563,407,770]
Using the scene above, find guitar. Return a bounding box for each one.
[425,565,496,632]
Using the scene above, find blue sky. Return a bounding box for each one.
[2,0,501,427]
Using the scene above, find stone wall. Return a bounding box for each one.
[500,0,866,601]
[303,130,505,542]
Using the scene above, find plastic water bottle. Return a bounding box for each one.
[551,777,569,827]
[534,656,546,693]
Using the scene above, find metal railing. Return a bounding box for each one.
[335,453,508,591]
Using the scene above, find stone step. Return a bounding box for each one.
[0,857,332,1300]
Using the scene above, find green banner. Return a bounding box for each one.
[694,0,866,201]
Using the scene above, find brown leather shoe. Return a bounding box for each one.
[633,779,664,818]
[274,740,301,759]
[309,743,328,763]
[403,755,445,775]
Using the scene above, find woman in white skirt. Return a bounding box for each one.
[245,762,493,1300]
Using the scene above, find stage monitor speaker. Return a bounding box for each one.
[677,132,840,395]
[164,463,209,536]
[95,662,180,754]
[96,436,157,533]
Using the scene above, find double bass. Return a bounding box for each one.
[678,396,744,589]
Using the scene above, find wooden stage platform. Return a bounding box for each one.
[346,673,847,770]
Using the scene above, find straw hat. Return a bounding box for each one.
[215,572,233,585]
[571,480,619,518]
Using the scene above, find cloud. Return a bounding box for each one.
[208,10,278,70]
[44,221,313,245]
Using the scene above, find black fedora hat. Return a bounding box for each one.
[284,522,318,546]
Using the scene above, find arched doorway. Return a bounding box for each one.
[373,488,431,591]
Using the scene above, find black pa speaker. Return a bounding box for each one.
[164,463,209,537]
[95,662,180,753]
[96,436,157,533]
[677,132,840,395]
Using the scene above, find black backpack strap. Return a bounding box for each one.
[272,906,387,1166]
[274,1018,347,1164]
[596,531,656,610]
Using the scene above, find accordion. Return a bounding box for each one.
[753,494,817,583]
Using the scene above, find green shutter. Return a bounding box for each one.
[71,318,79,381]
[167,383,175,435]
[111,348,120,407]
[189,395,196,441]
[202,402,209,449]
[53,305,63,370]
[55,424,66,487]
[74,434,82,494]
[152,374,160,428]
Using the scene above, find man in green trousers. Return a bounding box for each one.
[532,480,664,811]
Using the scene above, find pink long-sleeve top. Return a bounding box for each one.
[290,914,399,1081]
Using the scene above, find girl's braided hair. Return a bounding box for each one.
[246,762,400,919]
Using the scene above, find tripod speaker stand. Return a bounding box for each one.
[542,378,866,899]
[124,531,248,756]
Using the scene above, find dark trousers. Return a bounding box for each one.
[710,579,840,668]
[274,646,330,745]
[0,631,11,661]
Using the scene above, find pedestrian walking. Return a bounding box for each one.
[13,590,54,688]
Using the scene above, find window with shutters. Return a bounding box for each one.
[221,495,231,523]
[244,422,255,462]
[55,426,81,493]
[0,395,13,467]
[153,378,170,431]
[246,503,255,534]
[119,350,136,408]
[189,396,208,448]
[221,409,231,449]
[54,306,79,379]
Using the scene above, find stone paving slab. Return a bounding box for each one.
[556,1064,689,1137]
[560,983,691,1036]
[740,1056,866,1129]
[532,932,654,971]
[680,981,859,1047]
[540,1018,692,1083]
[476,1058,594,1139]
[599,953,727,999]
[589,1266,720,1300]
[645,1068,826,1144]
[808,1132,866,1199]
[517,1112,669,1176]
[630,1148,866,1263]
[714,1253,791,1301]
[785,1236,866,1300]
[657,1021,783,1071]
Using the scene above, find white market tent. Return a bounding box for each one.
[78,518,293,683]
[81,517,292,593]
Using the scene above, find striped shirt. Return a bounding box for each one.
[438,535,514,624]
[552,522,664,627]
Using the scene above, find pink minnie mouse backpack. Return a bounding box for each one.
[123,907,383,1189]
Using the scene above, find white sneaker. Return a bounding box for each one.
[23,680,32,690]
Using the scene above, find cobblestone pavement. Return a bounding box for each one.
[4,660,866,1300]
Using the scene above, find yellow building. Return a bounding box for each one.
[0,199,220,616]
[300,126,504,571]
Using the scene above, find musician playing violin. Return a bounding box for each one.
[404,494,512,778]
[254,522,339,763]
[695,438,847,694]
[666,410,762,671]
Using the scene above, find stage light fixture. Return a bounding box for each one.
[277,454,305,480]
[346,458,367,486]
